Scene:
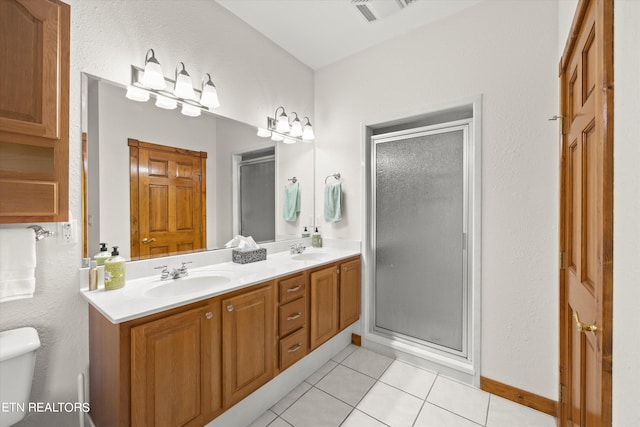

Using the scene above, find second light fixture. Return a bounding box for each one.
[257,106,315,143]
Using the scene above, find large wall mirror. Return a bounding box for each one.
[81,73,315,261]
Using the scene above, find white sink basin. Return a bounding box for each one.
[291,252,330,261]
[144,274,231,298]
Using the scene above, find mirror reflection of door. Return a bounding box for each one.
[128,138,207,260]
[237,148,275,243]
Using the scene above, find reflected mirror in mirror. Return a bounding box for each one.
[81,73,314,261]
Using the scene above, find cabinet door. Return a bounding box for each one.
[340,258,361,330]
[222,284,275,407]
[131,301,221,427]
[309,265,339,350]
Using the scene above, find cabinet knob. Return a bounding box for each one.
[336,269,340,274]
[343,267,348,272]
[226,305,234,312]
[205,312,213,319]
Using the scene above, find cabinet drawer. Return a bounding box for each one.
[278,274,305,304]
[279,297,306,337]
[279,327,307,370]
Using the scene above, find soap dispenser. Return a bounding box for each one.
[301,226,310,238]
[104,246,126,290]
[311,227,322,248]
[93,243,110,266]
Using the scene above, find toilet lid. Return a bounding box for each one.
[0,327,40,362]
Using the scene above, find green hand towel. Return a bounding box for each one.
[283,186,300,222]
[324,182,342,222]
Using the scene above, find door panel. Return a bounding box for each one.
[559,1,613,425]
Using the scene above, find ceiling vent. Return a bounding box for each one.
[352,0,414,23]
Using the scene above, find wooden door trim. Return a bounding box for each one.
[558,0,613,425]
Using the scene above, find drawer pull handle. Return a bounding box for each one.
[205,312,213,320]
[287,312,302,321]
[287,285,302,293]
[288,344,302,353]
[226,305,234,312]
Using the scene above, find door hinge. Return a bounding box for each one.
[560,252,567,270]
[560,384,566,404]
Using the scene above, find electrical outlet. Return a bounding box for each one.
[57,220,77,244]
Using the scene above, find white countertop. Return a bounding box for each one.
[81,245,360,324]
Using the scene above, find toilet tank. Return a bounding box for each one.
[0,327,40,427]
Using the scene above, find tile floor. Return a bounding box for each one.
[249,345,557,427]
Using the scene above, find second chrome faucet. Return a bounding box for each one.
[155,261,192,280]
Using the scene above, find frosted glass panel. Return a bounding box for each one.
[240,160,275,242]
[375,129,465,351]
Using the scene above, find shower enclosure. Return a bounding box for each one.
[237,149,275,243]
[366,109,481,382]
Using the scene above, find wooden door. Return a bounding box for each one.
[309,265,339,350]
[131,300,221,427]
[559,1,613,426]
[129,139,207,260]
[222,284,275,407]
[339,258,361,330]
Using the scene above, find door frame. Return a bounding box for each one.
[558,0,614,425]
[362,96,482,385]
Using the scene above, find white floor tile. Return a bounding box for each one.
[268,418,293,427]
[281,387,352,427]
[356,381,423,427]
[341,409,389,427]
[341,348,393,379]
[249,410,278,427]
[486,395,556,427]
[315,364,376,406]
[379,360,437,399]
[306,360,338,385]
[414,403,482,427]
[331,344,359,363]
[426,377,490,425]
[271,382,312,415]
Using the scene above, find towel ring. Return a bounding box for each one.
[325,173,341,184]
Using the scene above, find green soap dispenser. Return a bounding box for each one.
[311,227,322,248]
[93,243,110,266]
[104,246,126,290]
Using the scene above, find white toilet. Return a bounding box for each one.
[0,327,40,427]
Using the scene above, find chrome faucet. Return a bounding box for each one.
[155,261,192,280]
[290,243,306,254]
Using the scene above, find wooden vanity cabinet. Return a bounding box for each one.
[277,273,308,370]
[309,256,362,350]
[0,0,70,223]
[222,282,276,407]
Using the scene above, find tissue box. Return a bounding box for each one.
[232,248,267,264]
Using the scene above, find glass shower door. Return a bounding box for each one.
[239,158,275,243]
[373,124,468,355]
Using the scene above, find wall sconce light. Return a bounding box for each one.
[125,48,220,118]
[257,106,315,143]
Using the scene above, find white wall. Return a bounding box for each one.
[314,0,559,399]
[0,1,314,425]
[612,1,640,425]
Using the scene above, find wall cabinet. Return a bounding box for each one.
[0,0,70,222]
[222,283,275,407]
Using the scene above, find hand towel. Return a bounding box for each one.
[0,228,37,303]
[283,186,301,222]
[324,182,342,223]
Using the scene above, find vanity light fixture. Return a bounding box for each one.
[257,106,315,143]
[125,49,221,118]
[200,73,220,109]
[173,62,196,100]
[140,49,166,90]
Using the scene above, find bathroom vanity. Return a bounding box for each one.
[83,247,360,427]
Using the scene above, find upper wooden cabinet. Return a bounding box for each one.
[0,0,70,222]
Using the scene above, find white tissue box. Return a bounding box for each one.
[232,248,267,264]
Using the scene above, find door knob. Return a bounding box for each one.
[573,311,598,333]
[142,237,156,244]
